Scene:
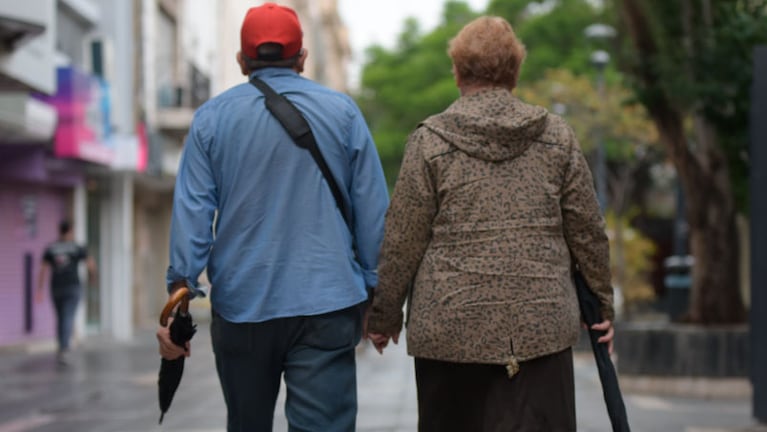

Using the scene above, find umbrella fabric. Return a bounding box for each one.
[158,289,196,424]
[574,270,631,432]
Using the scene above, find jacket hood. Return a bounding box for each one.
[421,88,548,162]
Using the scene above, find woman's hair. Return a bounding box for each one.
[448,16,527,89]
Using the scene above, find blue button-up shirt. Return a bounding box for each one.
[167,68,389,323]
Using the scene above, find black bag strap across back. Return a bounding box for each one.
[250,77,351,229]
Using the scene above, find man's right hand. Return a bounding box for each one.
[156,317,191,360]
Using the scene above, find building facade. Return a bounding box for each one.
[0,0,145,346]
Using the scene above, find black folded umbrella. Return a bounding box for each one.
[574,270,631,432]
[158,287,196,424]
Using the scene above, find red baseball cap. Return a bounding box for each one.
[241,3,303,60]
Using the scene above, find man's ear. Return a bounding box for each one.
[295,48,308,74]
[236,51,249,76]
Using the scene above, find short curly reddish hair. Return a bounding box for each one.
[448,16,526,89]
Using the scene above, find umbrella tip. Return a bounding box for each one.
[159,412,165,424]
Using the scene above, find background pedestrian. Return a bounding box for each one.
[37,219,96,365]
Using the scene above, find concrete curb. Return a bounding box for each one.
[620,375,752,399]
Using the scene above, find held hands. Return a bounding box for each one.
[156,316,191,360]
[360,289,404,355]
[361,302,400,354]
[368,332,399,355]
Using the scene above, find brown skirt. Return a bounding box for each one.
[414,348,576,432]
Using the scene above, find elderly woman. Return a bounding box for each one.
[366,16,615,431]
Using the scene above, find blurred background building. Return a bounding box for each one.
[0,0,350,349]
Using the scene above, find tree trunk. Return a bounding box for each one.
[687,204,744,323]
[619,0,746,324]
[684,116,746,323]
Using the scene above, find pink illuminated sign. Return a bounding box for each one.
[41,67,114,165]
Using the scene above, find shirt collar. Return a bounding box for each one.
[249,67,299,81]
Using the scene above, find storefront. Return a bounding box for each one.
[0,149,82,347]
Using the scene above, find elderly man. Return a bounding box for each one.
[156,3,389,431]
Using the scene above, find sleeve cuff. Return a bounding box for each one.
[362,268,378,289]
[166,273,208,299]
[601,304,615,322]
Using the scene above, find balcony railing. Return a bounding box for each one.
[155,63,210,135]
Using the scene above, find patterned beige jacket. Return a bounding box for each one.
[367,88,613,366]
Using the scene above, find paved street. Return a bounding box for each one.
[0,323,764,432]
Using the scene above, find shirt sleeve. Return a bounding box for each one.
[347,105,390,288]
[166,112,218,297]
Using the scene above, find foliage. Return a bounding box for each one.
[357,2,478,186]
[517,69,657,155]
[616,0,766,322]
[605,211,657,308]
[486,0,612,84]
[517,69,661,215]
[617,0,767,212]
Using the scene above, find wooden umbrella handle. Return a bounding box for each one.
[159,286,190,327]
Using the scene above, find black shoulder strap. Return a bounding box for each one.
[250,77,351,230]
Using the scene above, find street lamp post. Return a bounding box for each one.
[590,49,609,212]
[585,24,616,213]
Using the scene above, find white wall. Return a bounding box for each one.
[96,0,135,134]
[99,173,134,341]
[0,0,57,94]
[181,0,217,79]
[214,0,251,95]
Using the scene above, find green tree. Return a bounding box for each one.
[357,2,479,186]
[487,0,610,83]
[618,0,767,323]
